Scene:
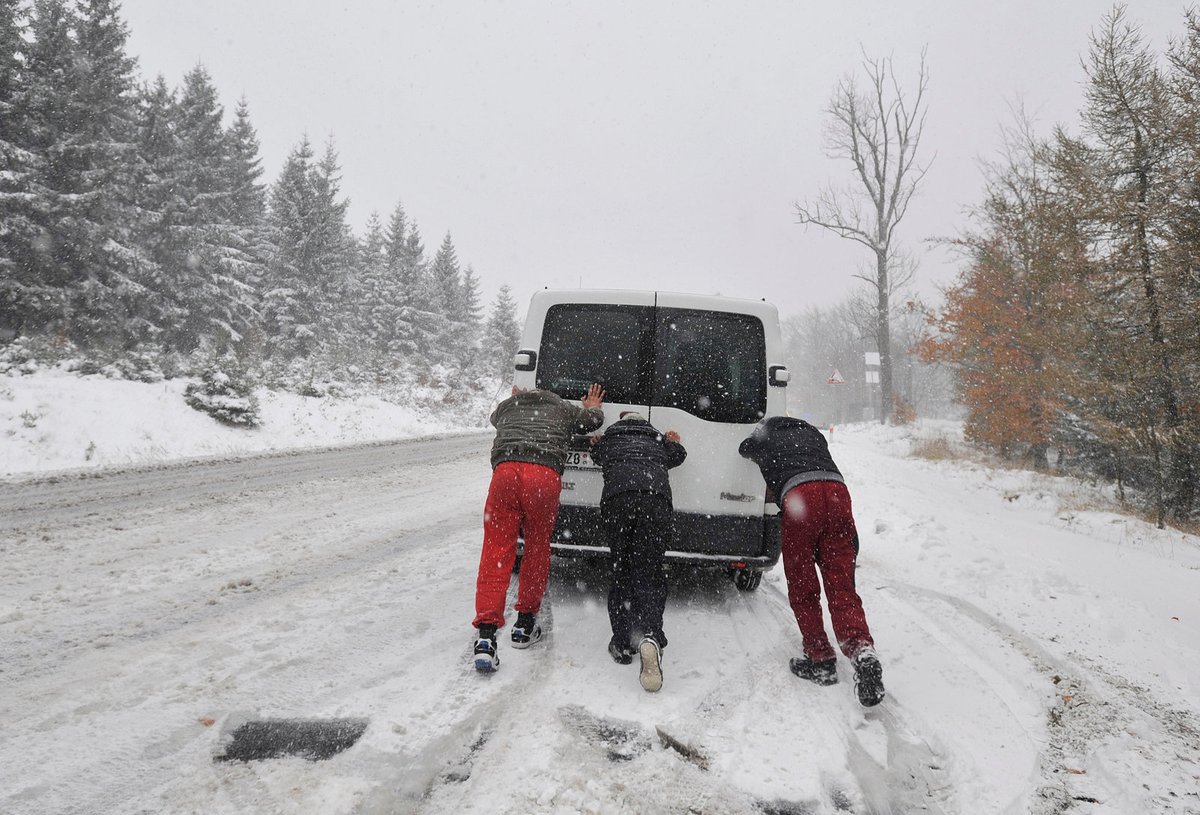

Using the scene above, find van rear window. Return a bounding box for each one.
[537,305,653,404]
[536,303,766,423]
[654,309,766,424]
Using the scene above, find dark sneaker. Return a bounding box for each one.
[638,637,663,693]
[608,636,635,665]
[510,613,543,649]
[473,636,499,673]
[789,656,839,686]
[853,650,885,707]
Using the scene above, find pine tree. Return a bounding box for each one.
[484,284,521,379]
[0,0,43,338]
[310,138,355,353]
[377,201,427,357]
[399,220,430,311]
[67,0,144,347]
[5,0,79,338]
[263,137,319,358]
[162,64,255,354]
[222,95,270,352]
[356,210,395,352]
[429,231,462,318]
[461,264,483,329]
[130,74,185,343]
[225,97,266,226]
[2,0,147,348]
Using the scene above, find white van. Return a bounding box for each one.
[512,289,790,590]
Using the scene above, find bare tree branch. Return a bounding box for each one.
[794,49,932,422]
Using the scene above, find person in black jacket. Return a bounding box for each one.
[589,411,687,692]
[739,416,884,707]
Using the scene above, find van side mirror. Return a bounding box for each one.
[514,350,538,371]
[769,365,790,387]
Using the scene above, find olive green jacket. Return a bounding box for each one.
[489,389,604,474]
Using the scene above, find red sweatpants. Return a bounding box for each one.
[781,481,874,662]
[473,461,562,629]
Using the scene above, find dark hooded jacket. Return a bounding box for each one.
[738,416,843,507]
[490,389,604,474]
[590,418,687,505]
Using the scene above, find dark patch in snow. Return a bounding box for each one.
[213,717,367,762]
[438,726,494,783]
[557,704,652,762]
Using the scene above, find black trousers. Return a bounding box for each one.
[602,491,671,650]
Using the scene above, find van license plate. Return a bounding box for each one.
[564,451,599,470]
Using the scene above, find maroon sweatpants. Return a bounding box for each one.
[473,461,561,629]
[781,480,874,662]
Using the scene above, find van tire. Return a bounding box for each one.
[732,569,762,592]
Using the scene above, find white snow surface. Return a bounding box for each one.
[1,374,1199,814]
[0,367,494,478]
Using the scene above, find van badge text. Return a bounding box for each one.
[720,492,756,503]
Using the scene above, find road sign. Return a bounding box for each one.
[864,352,880,367]
[827,369,845,385]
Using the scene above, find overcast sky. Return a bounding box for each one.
[119,0,1187,320]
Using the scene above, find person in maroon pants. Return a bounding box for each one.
[472,383,604,673]
[739,416,884,707]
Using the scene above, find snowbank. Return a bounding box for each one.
[0,367,498,478]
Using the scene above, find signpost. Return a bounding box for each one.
[827,368,845,424]
[864,352,881,420]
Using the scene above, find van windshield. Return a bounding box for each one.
[654,308,766,424]
[536,304,653,404]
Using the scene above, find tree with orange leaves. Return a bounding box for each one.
[920,121,1090,467]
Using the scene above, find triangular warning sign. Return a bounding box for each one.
[827,368,845,384]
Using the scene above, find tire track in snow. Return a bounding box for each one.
[880,580,1200,813]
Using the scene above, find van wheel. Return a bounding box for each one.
[732,569,762,592]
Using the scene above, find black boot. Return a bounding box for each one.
[789,656,838,686]
[607,635,635,664]
[852,650,885,707]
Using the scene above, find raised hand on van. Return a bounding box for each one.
[665,431,680,443]
[581,384,605,409]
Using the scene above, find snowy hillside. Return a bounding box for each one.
[1,375,1198,814]
[0,368,499,478]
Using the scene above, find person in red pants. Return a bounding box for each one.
[472,383,604,672]
[739,416,884,707]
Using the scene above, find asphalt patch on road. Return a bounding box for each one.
[214,717,368,762]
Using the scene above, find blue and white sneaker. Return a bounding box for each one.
[638,637,663,693]
[473,636,499,673]
[510,613,543,649]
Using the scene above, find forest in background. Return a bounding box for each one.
[919,7,1199,525]
[0,0,522,417]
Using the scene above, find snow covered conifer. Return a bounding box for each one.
[484,285,521,379]
[263,137,320,358]
[0,0,45,339]
[184,362,261,427]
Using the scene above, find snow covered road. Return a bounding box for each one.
[2,425,1198,814]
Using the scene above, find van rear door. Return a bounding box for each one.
[526,291,655,508]
[648,293,771,522]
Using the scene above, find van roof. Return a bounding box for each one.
[532,288,778,316]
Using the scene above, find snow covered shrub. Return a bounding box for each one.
[106,352,166,383]
[184,365,261,427]
[892,394,917,425]
[911,435,959,461]
[0,336,75,374]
